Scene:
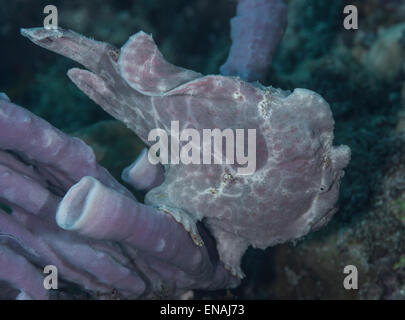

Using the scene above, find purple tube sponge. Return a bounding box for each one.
[122,148,165,191]
[0,94,237,299]
[220,0,288,82]
[57,176,204,274]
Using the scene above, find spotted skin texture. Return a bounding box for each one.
[22,28,350,278]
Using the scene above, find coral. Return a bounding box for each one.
[21,23,349,280]
[366,23,405,81]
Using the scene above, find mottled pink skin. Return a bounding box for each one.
[21,27,350,278]
[119,32,350,276]
[220,0,288,82]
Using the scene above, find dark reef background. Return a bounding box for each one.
[1,0,405,299]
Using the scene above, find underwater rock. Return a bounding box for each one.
[362,22,405,81]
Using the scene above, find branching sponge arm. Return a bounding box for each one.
[220,0,288,82]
